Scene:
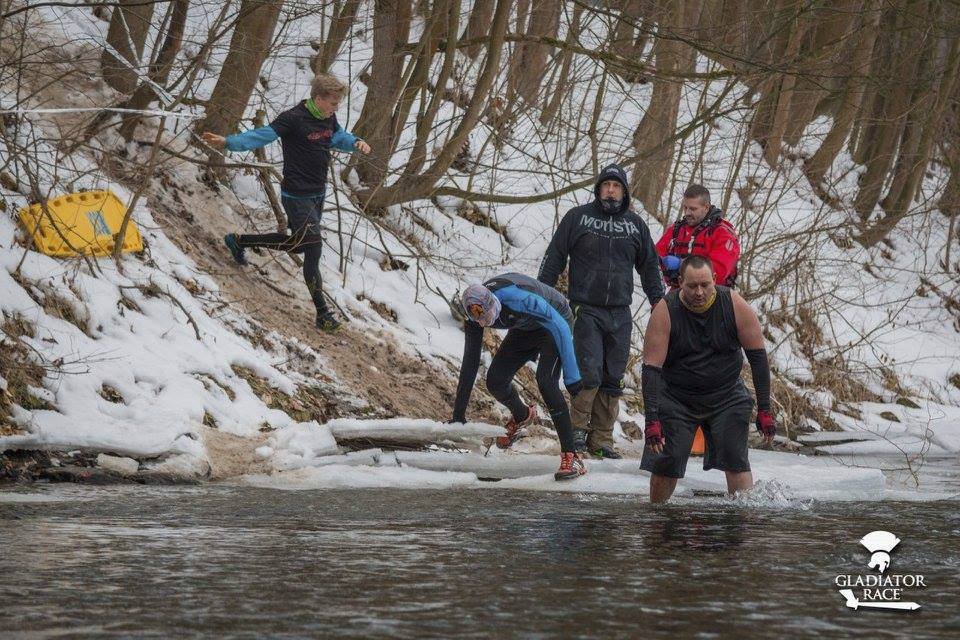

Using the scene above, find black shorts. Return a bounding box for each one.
[640,383,753,479]
[281,193,325,236]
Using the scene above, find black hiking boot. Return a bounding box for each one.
[317,311,343,333]
[224,233,248,266]
[572,428,589,453]
[591,446,623,460]
[316,310,342,332]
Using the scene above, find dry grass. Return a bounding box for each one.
[98,383,124,403]
[231,364,343,424]
[1,315,50,434]
[357,294,399,323]
[456,200,510,241]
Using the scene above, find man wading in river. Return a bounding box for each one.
[639,255,775,503]
[450,273,586,481]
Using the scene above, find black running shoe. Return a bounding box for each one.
[591,446,623,460]
[316,310,342,332]
[224,233,248,266]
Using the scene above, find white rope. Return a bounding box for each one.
[0,107,200,118]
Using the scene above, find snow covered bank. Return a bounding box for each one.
[0,158,362,476]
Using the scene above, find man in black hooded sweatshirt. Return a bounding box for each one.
[538,164,665,459]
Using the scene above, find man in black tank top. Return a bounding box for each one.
[638,255,776,503]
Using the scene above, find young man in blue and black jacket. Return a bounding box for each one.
[451,272,586,481]
[201,74,370,332]
[539,164,665,459]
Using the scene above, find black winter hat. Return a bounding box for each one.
[593,163,631,211]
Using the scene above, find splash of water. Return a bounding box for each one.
[730,479,811,510]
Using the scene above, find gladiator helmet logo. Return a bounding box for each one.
[860,531,900,573]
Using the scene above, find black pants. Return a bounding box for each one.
[573,304,632,395]
[485,328,575,452]
[236,194,327,314]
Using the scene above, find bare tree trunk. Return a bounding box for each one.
[804,0,881,184]
[402,0,460,177]
[198,0,284,137]
[758,3,810,165]
[513,0,561,105]
[853,4,923,221]
[463,0,494,59]
[857,33,960,246]
[849,3,901,165]
[540,3,584,126]
[782,0,861,146]
[629,0,699,218]
[350,0,413,188]
[608,0,650,83]
[390,0,448,147]
[118,0,190,141]
[314,0,361,73]
[698,0,750,71]
[886,21,959,214]
[102,0,156,94]
[364,0,511,208]
[502,0,531,114]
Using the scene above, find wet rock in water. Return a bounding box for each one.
[42,465,200,485]
[136,471,201,485]
[43,465,125,484]
[96,454,140,476]
[1,450,53,482]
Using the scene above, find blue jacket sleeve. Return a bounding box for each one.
[330,125,358,152]
[495,285,581,386]
[225,126,279,152]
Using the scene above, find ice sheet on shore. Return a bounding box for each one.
[250,441,886,501]
[326,418,503,444]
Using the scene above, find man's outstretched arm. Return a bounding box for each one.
[201,126,280,152]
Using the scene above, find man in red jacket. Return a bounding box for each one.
[655,185,739,289]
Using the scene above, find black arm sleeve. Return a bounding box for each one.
[641,364,665,422]
[744,348,771,410]
[537,212,573,287]
[451,321,484,421]
[636,232,665,307]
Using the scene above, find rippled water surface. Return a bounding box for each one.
[1,485,958,638]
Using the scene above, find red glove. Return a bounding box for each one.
[645,420,664,448]
[755,409,776,438]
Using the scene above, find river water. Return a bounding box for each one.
[1,483,958,639]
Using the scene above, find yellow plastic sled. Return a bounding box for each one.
[18,190,143,257]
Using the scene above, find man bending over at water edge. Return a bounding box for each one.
[450,272,587,481]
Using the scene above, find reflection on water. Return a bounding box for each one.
[0,485,958,638]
